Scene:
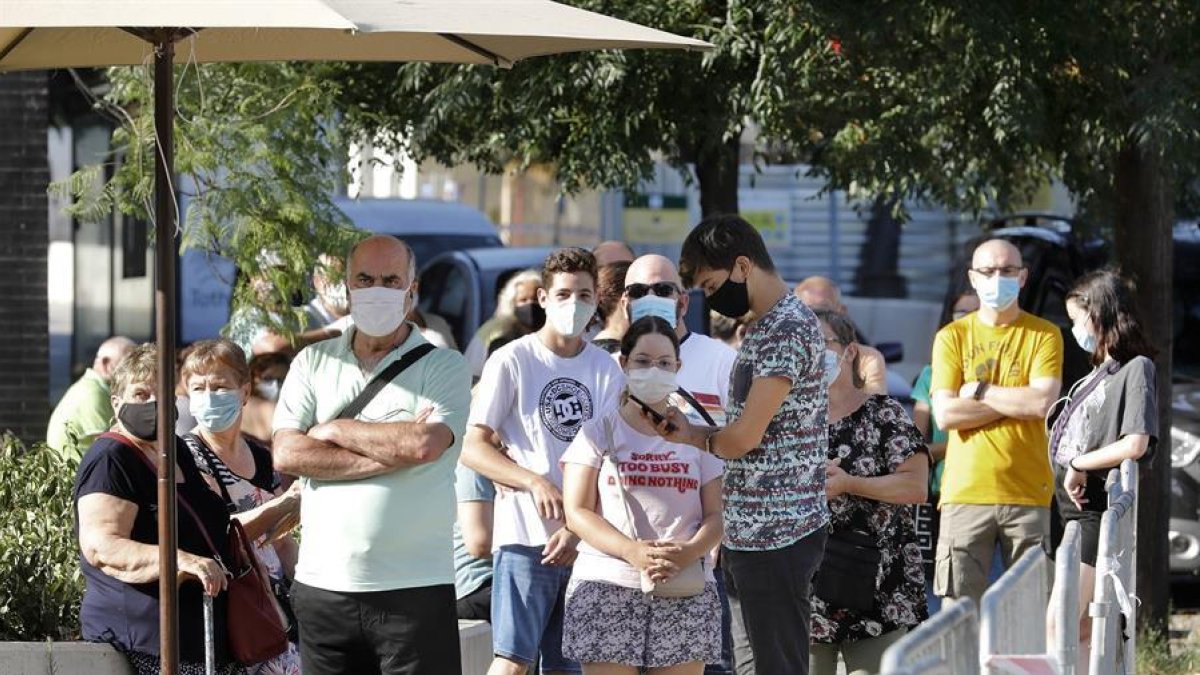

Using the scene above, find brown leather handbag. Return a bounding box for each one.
[181,501,289,665]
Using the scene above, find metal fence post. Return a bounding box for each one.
[979,546,1049,673]
[880,597,979,675]
[1052,521,1082,675]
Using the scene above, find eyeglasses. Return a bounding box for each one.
[970,265,1024,278]
[629,356,679,370]
[625,282,679,299]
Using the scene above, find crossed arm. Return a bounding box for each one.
[932,376,1061,431]
[274,417,454,481]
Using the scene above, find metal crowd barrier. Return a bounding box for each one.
[1089,460,1139,675]
[1050,521,1083,675]
[979,545,1050,673]
[879,597,979,675]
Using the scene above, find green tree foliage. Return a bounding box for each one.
[55,63,363,337]
[328,1,822,216]
[0,436,83,640]
[757,0,1200,223]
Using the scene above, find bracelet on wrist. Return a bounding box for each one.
[1068,456,1084,472]
[704,430,719,459]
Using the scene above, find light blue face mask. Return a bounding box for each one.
[977,274,1020,310]
[629,295,678,328]
[823,349,842,388]
[189,389,243,433]
[1072,323,1098,353]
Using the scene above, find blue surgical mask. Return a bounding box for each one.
[823,349,842,388]
[189,390,243,432]
[1072,323,1098,353]
[976,275,1020,310]
[629,295,678,328]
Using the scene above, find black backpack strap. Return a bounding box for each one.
[675,387,717,427]
[336,342,437,421]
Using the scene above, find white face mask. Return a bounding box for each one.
[546,298,596,338]
[256,379,282,402]
[626,367,678,404]
[350,286,410,337]
[823,348,843,388]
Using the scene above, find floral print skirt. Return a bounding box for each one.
[562,579,722,668]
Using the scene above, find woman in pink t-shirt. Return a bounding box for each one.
[561,316,725,674]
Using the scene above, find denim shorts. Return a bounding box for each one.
[491,544,580,672]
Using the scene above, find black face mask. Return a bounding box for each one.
[707,266,751,319]
[118,400,158,441]
[514,302,546,331]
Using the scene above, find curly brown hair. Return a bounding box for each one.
[541,247,598,289]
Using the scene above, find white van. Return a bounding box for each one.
[179,197,502,343]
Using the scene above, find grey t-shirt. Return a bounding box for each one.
[1054,356,1157,509]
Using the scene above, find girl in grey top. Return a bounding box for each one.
[1048,268,1158,669]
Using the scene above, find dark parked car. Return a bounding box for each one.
[943,214,1200,576]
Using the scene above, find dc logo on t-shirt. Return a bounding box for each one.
[539,378,593,442]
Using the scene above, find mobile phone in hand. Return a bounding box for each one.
[628,394,677,433]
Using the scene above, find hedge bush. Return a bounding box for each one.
[0,434,83,640]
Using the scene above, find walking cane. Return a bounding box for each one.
[203,593,215,675]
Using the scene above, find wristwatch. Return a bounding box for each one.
[973,380,990,401]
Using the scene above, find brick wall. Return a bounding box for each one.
[0,71,50,444]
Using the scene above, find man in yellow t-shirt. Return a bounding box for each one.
[931,239,1064,606]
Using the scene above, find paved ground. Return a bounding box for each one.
[1169,582,1200,654]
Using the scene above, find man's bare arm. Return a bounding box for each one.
[273,428,393,480]
[461,425,542,490]
[310,419,454,467]
[932,390,1005,431]
[975,377,1061,420]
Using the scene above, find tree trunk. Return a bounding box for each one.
[694,136,741,217]
[1113,142,1174,632]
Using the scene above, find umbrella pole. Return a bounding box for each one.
[152,36,180,675]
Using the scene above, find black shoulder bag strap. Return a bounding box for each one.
[183,432,236,512]
[675,387,718,427]
[336,342,437,421]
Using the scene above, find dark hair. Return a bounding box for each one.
[542,247,598,289]
[1066,268,1158,366]
[596,261,632,325]
[938,288,979,328]
[813,308,865,388]
[619,316,680,359]
[678,214,775,287]
[249,351,291,387]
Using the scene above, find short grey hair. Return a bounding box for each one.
[346,235,417,285]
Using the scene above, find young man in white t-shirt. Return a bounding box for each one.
[462,247,624,675]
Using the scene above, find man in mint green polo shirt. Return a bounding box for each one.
[46,335,134,463]
[273,235,472,675]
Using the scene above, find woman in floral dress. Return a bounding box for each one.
[809,310,930,675]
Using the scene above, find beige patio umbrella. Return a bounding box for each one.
[0,3,707,672]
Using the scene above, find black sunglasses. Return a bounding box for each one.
[625,282,679,299]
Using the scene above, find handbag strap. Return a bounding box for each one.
[183,433,235,512]
[1048,360,1121,460]
[598,414,642,541]
[675,387,717,427]
[100,432,225,563]
[336,342,436,420]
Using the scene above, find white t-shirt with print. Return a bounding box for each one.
[677,332,736,427]
[561,409,725,589]
[470,334,624,550]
